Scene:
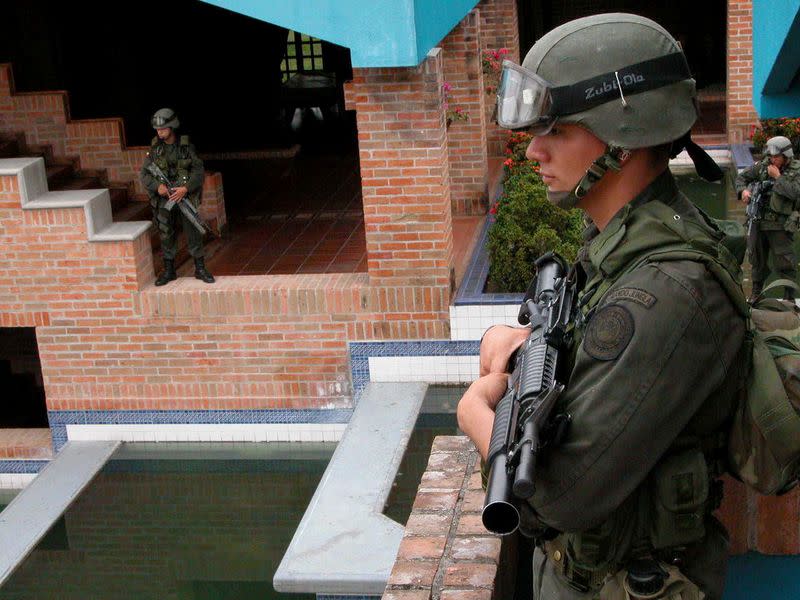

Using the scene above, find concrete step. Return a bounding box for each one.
[113,197,151,222]
[0,139,21,159]
[44,163,75,188]
[0,441,120,586]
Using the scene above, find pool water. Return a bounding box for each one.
[383,384,465,525]
[673,166,735,220]
[0,443,334,600]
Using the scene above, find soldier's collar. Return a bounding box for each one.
[587,169,679,273]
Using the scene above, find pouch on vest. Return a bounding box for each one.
[649,448,708,549]
[728,279,800,495]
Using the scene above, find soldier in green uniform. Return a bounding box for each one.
[735,135,800,301]
[140,108,215,286]
[458,14,748,600]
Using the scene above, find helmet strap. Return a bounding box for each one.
[546,145,628,209]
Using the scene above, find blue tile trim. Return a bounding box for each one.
[47,408,354,452]
[348,340,480,399]
[454,216,524,306]
[0,460,48,474]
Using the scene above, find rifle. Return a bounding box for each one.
[145,162,210,236]
[482,253,576,535]
[745,179,773,248]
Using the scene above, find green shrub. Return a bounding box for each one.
[486,133,584,293]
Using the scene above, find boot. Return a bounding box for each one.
[747,281,763,304]
[194,257,215,284]
[155,259,177,286]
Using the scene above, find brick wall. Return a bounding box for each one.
[384,436,515,600]
[727,0,760,143]
[0,164,451,412]
[344,49,454,290]
[478,0,519,160]
[442,10,489,216]
[0,63,226,231]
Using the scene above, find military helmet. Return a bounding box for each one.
[151,108,180,130]
[498,13,697,149]
[766,136,794,159]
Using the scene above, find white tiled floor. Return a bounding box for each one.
[369,355,480,383]
[449,304,521,340]
[0,473,36,490]
[65,423,346,444]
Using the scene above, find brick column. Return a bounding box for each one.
[345,49,454,289]
[442,10,489,216]
[384,436,516,600]
[727,0,760,144]
[479,0,520,160]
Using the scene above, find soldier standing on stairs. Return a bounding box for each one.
[140,108,215,286]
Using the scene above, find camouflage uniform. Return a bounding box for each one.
[140,135,206,261]
[524,171,747,600]
[735,157,800,293]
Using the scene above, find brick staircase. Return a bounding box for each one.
[0,133,222,274]
[0,133,148,222]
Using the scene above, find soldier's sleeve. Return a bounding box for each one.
[773,163,800,209]
[734,163,759,196]
[140,153,159,196]
[526,260,745,532]
[186,144,205,195]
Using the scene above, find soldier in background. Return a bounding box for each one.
[140,108,215,286]
[736,135,800,302]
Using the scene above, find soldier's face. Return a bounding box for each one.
[770,155,787,170]
[156,127,175,143]
[525,123,606,193]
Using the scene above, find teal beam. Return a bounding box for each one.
[199,0,478,67]
[754,1,800,117]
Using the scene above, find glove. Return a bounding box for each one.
[785,211,800,233]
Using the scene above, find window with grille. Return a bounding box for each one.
[281,31,324,82]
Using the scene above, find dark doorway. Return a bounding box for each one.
[0,328,47,428]
[518,1,727,135]
[1,0,365,276]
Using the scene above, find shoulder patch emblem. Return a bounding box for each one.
[605,287,657,309]
[583,304,634,361]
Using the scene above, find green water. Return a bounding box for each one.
[673,167,735,220]
[383,384,464,525]
[0,443,334,600]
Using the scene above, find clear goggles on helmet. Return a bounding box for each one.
[496,61,557,134]
[495,52,693,134]
[152,113,175,127]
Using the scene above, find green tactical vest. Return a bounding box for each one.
[150,135,197,195]
[554,197,749,577]
[749,158,800,221]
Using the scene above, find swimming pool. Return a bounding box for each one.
[0,442,334,600]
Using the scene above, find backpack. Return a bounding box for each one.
[729,279,800,495]
[580,200,800,496]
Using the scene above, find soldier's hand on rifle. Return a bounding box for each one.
[157,184,170,197]
[168,186,189,203]
[768,165,782,179]
[741,189,751,204]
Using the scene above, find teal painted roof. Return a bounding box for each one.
[754,1,800,118]
[199,0,479,67]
